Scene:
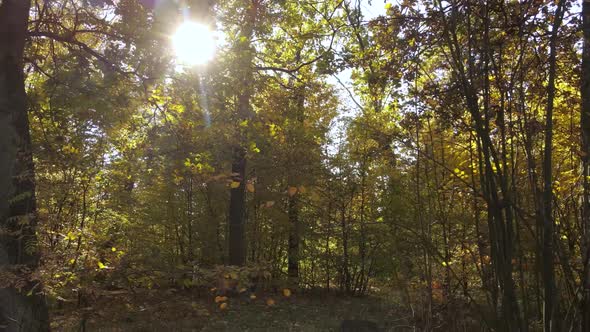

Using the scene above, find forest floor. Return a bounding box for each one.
[49,287,415,331]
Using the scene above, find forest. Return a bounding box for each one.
[1,0,590,331]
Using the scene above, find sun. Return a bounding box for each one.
[172,22,216,66]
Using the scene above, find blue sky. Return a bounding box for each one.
[361,0,388,20]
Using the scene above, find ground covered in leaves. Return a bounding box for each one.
[50,288,414,331]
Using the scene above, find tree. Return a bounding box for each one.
[0,1,50,331]
[227,0,256,266]
[541,1,566,330]
[581,0,590,329]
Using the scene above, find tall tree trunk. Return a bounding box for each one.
[287,194,299,283]
[580,0,590,330]
[187,177,194,262]
[340,206,350,293]
[435,0,522,327]
[0,1,50,331]
[228,1,255,266]
[542,1,565,330]
[228,146,247,266]
[287,75,305,286]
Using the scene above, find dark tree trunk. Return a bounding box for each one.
[287,194,299,282]
[581,0,590,330]
[228,146,247,266]
[0,1,50,331]
[228,2,255,266]
[340,206,351,293]
[542,1,565,330]
[187,177,194,262]
[287,78,305,286]
[433,0,523,329]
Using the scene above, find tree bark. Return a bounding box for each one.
[581,0,590,330]
[228,1,256,266]
[287,75,305,286]
[433,0,523,329]
[0,1,50,331]
[187,177,194,262]
[228,146,247,266]
[542,1,565,330]
[287,194,300,282]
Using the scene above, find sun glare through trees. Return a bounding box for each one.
[172,21,216,65]
[1,0,589,331]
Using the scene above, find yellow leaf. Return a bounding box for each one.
[214,296,228,303]
[287,186,298,197]
[219,302,228,310]
[266,298,275,306]
[246,183,255,193]
[230,181,241,189]
[282,288,291,297]
[97,261,106,269]
[111,247,116,252]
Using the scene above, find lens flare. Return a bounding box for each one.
[172,22,215,65]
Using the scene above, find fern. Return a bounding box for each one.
[7,191,32,205]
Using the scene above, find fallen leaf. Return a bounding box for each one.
[214,296,228,303]
[282,288,291,297]
[246,183,255,193]
[287,186,298,197]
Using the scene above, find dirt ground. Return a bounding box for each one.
[49,288,415,331]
